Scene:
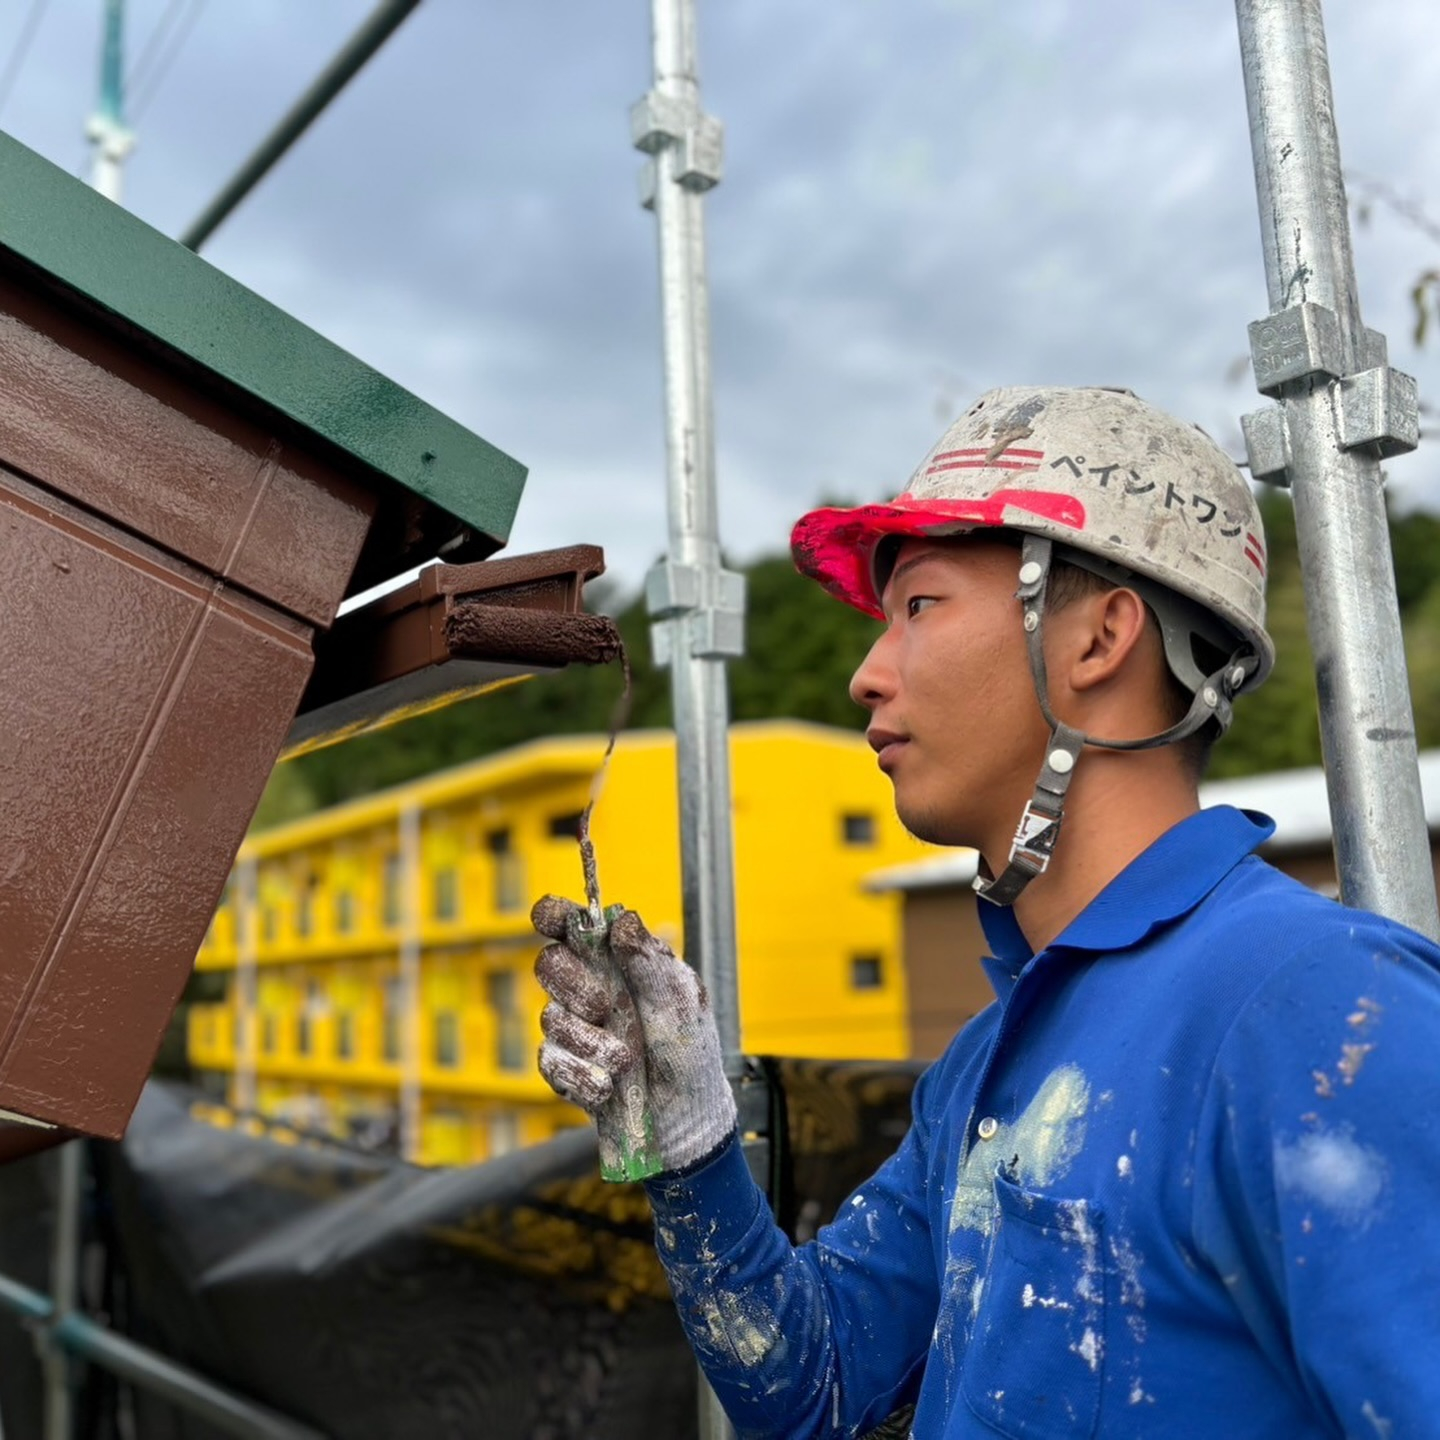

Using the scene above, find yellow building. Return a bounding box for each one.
[187,721,930,1166]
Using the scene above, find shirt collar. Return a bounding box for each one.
[979,805,1276,982]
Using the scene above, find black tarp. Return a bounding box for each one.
[0,1058,921,1439]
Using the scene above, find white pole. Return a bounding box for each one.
[86,0,134,203]
[1234,0,1439,939]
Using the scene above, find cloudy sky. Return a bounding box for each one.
[3,0,1439,598]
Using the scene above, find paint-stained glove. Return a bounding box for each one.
[532,895,736,1180]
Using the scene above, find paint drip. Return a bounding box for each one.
[565,643,664,1183]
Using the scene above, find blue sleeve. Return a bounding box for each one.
[644,1066,941,1439]
[1192,916,1440,1436]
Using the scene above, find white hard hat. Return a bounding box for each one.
[792,386,1276,907]
[792,385,1274,690]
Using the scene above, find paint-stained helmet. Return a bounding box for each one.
[792,386,1276,908]
[791,386,1275,692]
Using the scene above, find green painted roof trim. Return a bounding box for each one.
[0,130,526,543]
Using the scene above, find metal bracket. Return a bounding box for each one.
[646,560,746,663]
[1248,302,1345,395]
[1335,365,1420,457]
[629,91,691,154]
[630,90,724,199]
[637,159,659,213]
[1241,404,1292,487]
[729,1054,778,1206]
[676,114,724,191]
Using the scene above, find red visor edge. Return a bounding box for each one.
[790,490,1087,617]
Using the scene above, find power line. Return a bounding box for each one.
[126,0,186,98]
[130,0,205,120]
[0,0,50,121]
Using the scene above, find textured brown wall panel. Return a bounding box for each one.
[0,276,375,626]
[0,465,315,1135]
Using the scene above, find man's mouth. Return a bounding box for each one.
[867,728,908,773]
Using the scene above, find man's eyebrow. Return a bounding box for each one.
[886,551,946,589]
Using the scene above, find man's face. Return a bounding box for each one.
[849,536,1049,850]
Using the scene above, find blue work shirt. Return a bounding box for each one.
[645,806,1440,1438]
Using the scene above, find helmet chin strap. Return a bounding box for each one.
[973,534,1256,908]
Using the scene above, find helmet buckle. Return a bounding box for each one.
[1009,800,1062,873]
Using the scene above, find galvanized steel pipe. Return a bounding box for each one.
[636,3,744,1436]
[42,1140,83,1440]
[637,2,744,1067]
[1236,0,1439,938]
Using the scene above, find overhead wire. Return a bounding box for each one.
[125,0,187,99]
[0,0,50,122]
[129,0,205,120]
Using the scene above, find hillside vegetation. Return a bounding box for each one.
[256,491,1440,826]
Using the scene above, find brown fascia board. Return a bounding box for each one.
[283,544,623,757]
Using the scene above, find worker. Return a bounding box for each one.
[533,386,1440,1438]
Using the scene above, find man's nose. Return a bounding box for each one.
[849,631,894,710]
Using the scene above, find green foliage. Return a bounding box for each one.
[267,498,1440,820]
[728,556,879,729]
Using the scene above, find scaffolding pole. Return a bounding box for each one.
[632,3,745,1436]
[1235,0,1439,940]
[41,1139,83,1440]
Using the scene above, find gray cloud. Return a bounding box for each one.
[1,0,1437,589]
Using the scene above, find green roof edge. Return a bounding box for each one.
[0,130,526,543]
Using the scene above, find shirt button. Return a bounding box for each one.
[977,1116,999,1141]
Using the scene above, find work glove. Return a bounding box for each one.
[532,895,736,1181]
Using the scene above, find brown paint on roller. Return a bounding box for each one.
[443,603,624,668]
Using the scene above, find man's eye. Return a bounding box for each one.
[907,596,937,618]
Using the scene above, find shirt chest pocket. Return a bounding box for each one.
[960,1171,1108,1439]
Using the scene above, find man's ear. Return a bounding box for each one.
[1068,587,1151,692]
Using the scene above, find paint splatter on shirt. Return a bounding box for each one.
[645,808,1440,1437]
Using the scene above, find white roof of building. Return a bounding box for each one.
[865,749,1440,893]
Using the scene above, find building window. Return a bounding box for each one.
[335,890,355,935]
[488,1112,521,1159]
[433,867,459,922]
[296,979,322,1055]
[850,954,884,990]
[382,853,401,928]
[487,828,523,912]
[842,813,876,846]
[548,811,584,840]
[382,978,402,1064]
[434,1011,460,1069]
[261,1013,277,1055]
[487,972,525,1072]
[296,878,316,939]
[261,908,277,944]
[335,1012,355,1060]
